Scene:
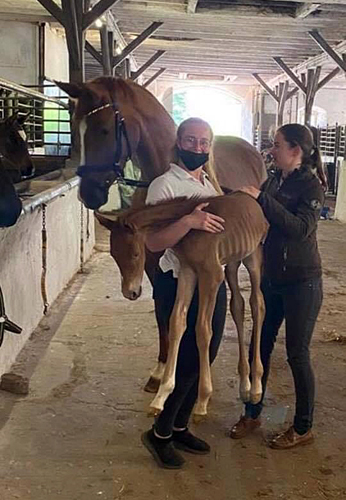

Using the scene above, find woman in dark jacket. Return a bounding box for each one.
[230,124,325,449]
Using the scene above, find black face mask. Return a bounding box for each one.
[178,148,209,171]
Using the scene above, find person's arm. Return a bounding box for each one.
[145,202,225,253]
[256,185,324,240]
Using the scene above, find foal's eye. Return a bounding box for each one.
[101,128,109,136]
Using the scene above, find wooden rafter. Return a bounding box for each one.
[143,68,166,88]
[309,30,346,73]
[83,0,121,31]
[85,40,102,65]
[112,22,163,68]
[187,0,199,14]
[131,50,165,81]
[273,57,307,93]
[295,3,321,19]
[36,0,64,25]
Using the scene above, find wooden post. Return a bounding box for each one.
[37,0,121,83]
[100,25,112,76]
[273,57,340,126]
[252,73,297,128]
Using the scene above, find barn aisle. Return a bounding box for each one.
[0,221,346,500]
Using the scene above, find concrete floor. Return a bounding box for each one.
[0,220,346,500]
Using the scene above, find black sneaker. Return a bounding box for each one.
[173,428,210,455]
[141,429,185,469]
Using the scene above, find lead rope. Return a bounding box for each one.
[41,203,49,315]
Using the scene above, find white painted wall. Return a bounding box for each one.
[0,181,95,376]
[0,21,38,84]
[45,24,69,82]
[335,160,346,223]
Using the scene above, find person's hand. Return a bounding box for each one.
[238,186,261,199]
[184,202,225,233]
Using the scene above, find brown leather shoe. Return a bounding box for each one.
[269,426,314,449]
[229,415,261,439]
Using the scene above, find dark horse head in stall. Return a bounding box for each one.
[0,113,35,227]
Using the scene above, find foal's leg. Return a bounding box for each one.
[243,246,265,404]
[225,262,251,402]
[150,266,197,413]
[194,269,224,417]
[143,250,166,393]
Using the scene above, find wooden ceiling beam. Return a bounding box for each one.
[143,68,166,88]
[295,3,321,18]
[85,40,102,65]
[36,0,65,25]
[187,1,199,14]
[308,29,346,73]
[131,50,165,81]
[112,21,163,67]
[273,57,307,93]
[83,0,121,31]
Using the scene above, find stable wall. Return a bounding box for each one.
[0,180,95,377]
[0,20,38,85]
[335,160,346,223]
[45,24,69,82]
[151,80,254,143]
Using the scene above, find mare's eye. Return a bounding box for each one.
[101,128,109,136]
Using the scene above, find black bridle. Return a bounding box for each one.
[76,102,149,188]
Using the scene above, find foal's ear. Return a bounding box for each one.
[94,211,118,231]
[55,81,83,100]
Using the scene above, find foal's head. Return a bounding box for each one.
[56,78,140,210]
[95,212,145,301]
[0,112,35,179]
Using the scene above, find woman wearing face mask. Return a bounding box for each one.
[141,118,227,469]
[230,124,325,449]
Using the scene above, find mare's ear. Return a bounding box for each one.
[55,80,83,100]
[94,211,118,231]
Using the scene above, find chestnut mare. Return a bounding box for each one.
[56,76,267,392]
[102,193,268,417]
[0,113,34,227]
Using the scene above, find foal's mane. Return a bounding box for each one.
[118,196,221,232]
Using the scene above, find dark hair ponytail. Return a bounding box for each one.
[278,124,328,190]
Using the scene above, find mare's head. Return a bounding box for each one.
[0,112,35,179]
[56,78,141,210]
[0,165,22,228]
[95,212,145,300]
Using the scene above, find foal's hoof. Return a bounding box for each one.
[193,413,207,425]
[250,392,262,405]
[147,406,162,418]
[240,390,251,403]
[144,377,160,393]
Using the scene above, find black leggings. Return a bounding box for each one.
[153,270,227,437]
[245,277,323,434]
